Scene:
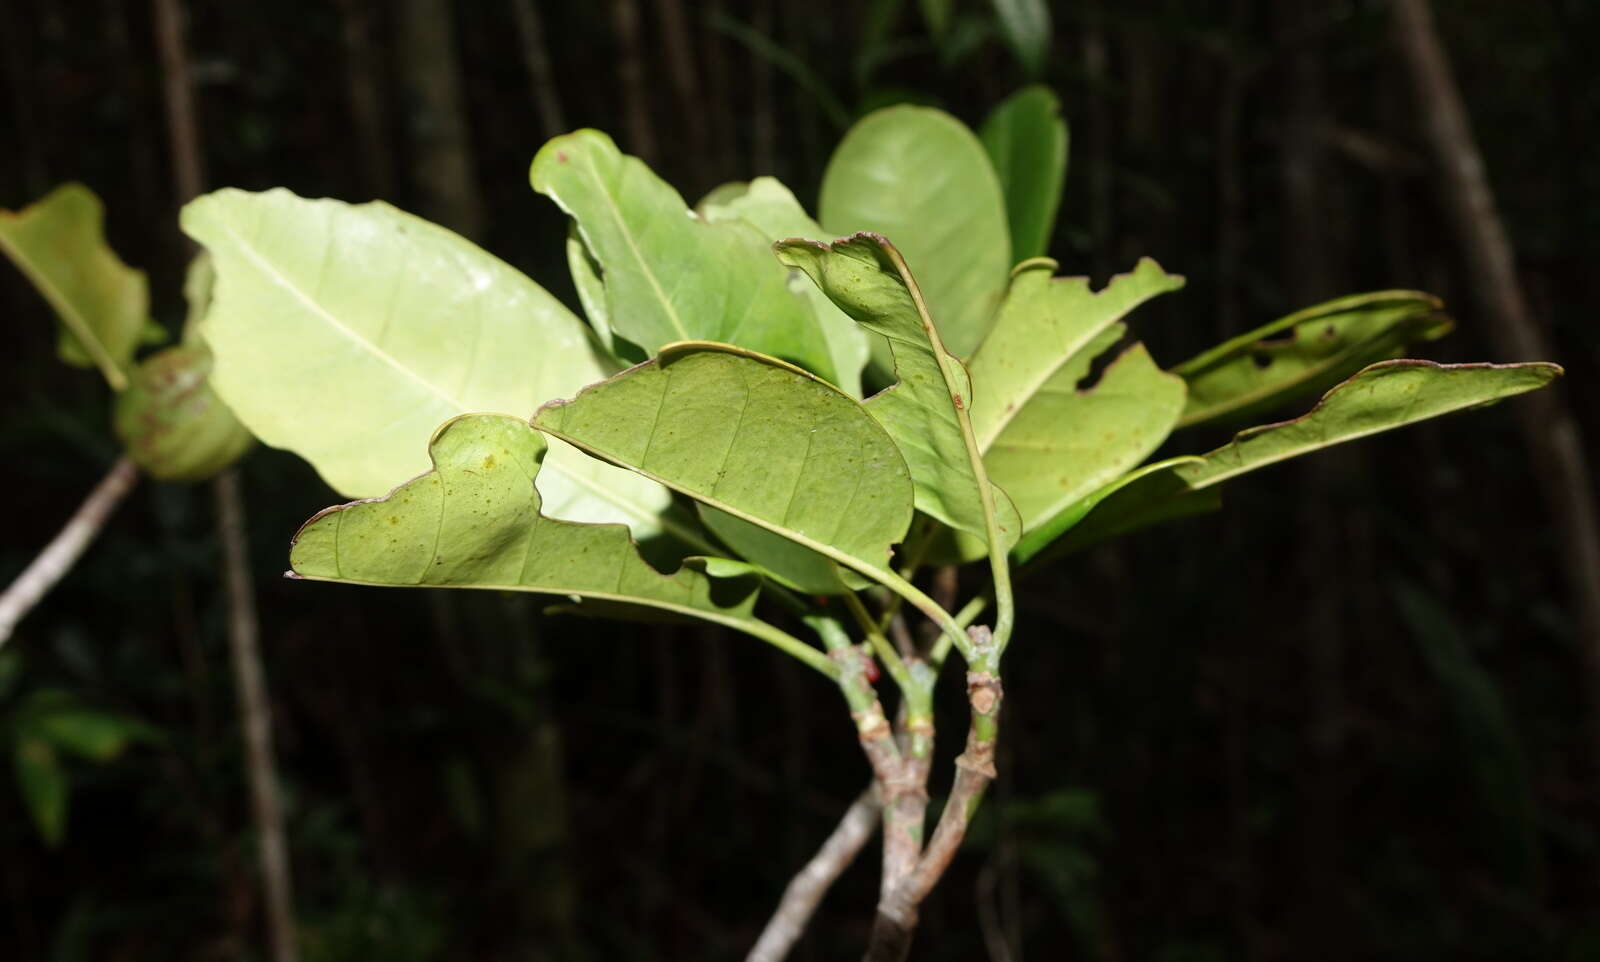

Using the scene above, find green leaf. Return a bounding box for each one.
[0,650,21,702]
[1019,359,1563,563]
[776,234,1021,551]
[181,188,674,539]
[530,131,843,387]
[1013,456,1218,563]
[290,413,832,675]
[0,183,151,391]
[918,0,952,37]
[697,177,870,397]
[180,251,214,345]
[15,737,67,846]
[1174,290,1450,429]
[697,506,869,595]
[564,224,622,360]
[819,106,1011,361]
[968,257,1186,536]
[31,707,149,762]
[989,0,1052,77]
[979,86,1068,260]
[113,344,254,482]
[534,341,916,591]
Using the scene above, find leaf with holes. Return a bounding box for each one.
[819,106,1011,362]
[979,86,1068,260]
[967,257,1186,541]
[1175,290,1451,429]
[534,341,915,592]
[290,413,832,674]
[1018,359,1563,563]
[531,131,843,386]
[182,187,679,542]
[776,234,1021,552]
[0,183,160,390]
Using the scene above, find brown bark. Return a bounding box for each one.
[1392,0,1600,765]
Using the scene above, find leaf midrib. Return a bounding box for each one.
[579,150,691,341]
[213,214,681,535]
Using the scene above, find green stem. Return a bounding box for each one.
[842,590,911,690]
[738,617,837,678]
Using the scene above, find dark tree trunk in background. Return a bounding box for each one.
[652,0,709,185]
[511,0,567,141]
[335,0,395,199]
[1278,0,1356,948]
[749,0,777,176]
[397,0,484,238]
[609,0,658,165]
[1081,0,1113,279]
[152,5,300,961]
[1391,0,1600,768]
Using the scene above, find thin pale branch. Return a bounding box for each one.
[0,457,139,648]
[748,788,881,962]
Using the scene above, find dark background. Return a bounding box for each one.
[2,1,1598,959]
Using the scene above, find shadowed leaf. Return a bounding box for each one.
[182,188,674,539]
[0,183,154,390]
[15,737,67,847]
[531,131,843,386]
[290,414,831,674]
[819,106,1011,361]
[1175,290,1450,429]
[777,234,1021,552]
[979,86,1068,260]
[697,177,869,396]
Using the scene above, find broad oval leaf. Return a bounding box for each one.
[697,177,869,397]
[819,105,1011,360]
[290,413,832,675]
[979,86,1068,260]
[968,257,1186,536]
[1174,290,1450,429]
[530,131,843,386]
[1018,359,1563,563]
[533,342,915,588]
[181,187,673,538]
[776,234,1021,552]
[0,183,153,390]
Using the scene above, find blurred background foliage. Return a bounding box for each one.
[2,0,1598,959]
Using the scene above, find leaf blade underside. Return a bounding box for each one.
[534,342,915,590]
[289,414,831,674]
[182,187,673,538]
[1018,359,1563,563]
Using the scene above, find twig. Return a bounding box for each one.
[154,2,298,959]
[0,457,138,648]
[213,469,298,962]
[865,649,1004,962]
[1392,0,1600,767]
[748,788,881,962]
